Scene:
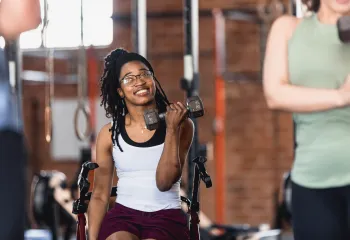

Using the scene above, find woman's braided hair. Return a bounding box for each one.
[99,48,170,152]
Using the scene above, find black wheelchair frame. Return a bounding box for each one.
[72,156,212,240]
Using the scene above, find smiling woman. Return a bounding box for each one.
[87,48,194,240]
[99,49,171,150]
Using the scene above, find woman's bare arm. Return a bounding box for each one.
[87,124,114,240]
[263,15,350,112]
[0,0,41,40]
[156,118,194,192]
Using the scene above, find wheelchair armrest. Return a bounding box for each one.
[180,196,191,207]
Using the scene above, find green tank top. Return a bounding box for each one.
[289,13,350,188]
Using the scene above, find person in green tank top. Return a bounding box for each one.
[263,0,350,239]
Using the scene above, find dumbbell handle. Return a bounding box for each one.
[144,96,204,130]
[158,107,191,120]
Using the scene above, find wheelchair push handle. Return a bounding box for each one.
[192,156,212,188]
[79,162,99,180]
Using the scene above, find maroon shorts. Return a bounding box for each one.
[98,203,190,240]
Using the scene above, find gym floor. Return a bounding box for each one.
[17,0,295,239]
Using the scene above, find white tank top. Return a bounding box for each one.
[111,118,181,212]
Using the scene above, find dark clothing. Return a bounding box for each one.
[98,203,190,240]
[292,181,350,240]
[0,130,27,240]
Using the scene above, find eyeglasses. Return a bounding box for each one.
[120,71,153,86]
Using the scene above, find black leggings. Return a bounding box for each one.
[292,181,350,240]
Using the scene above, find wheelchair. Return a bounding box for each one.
[30,157,282,240]
[73,156,212,240]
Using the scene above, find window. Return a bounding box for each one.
[20,0,113,49]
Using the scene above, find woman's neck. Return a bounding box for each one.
[126,102,157,126]
[317,7,350,24]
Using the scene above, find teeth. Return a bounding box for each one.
[136,89,148,95]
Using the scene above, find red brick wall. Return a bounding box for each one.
[22,0,293,227]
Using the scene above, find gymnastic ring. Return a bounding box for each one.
[74,103,92,141]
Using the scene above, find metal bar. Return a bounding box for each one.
[132,0,147,57]
[87,47,99,136]
[22,50,213,65]
[148,50,212,59]
[139,0,147,57]
[183,0,194,200]
[192,0,199,74]
[213,8,226,224]
[21,45,110,55]
[214,10,226,76]
[132,0,139,54]
[22,70,78,83]
[189,0,200,205]
[182,0,201,204]
[112,8,260,22]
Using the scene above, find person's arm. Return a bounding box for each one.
[0,0,41,40]
[156,103,194,192]
[87,124,114,240]
[263,15,350,112]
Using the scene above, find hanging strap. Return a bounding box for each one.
[42,0,55,143]
[73,0,91,141]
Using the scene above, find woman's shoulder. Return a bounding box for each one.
[96,122,113,147]
[270,15,300,38]
[101,122,112,132]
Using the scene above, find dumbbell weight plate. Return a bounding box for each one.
[144,109,160,130]
[144,96,204,130]
[187,96,204,118]
[337,16,350,43]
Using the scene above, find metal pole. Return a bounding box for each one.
[132,0,147,57]
[138,0,147,57]
[183,0,193,88]
[191,0,199,84]
[183,0,200,200]
[294,0,304,18]
[213,8,226,224]
[132,0,138,53]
